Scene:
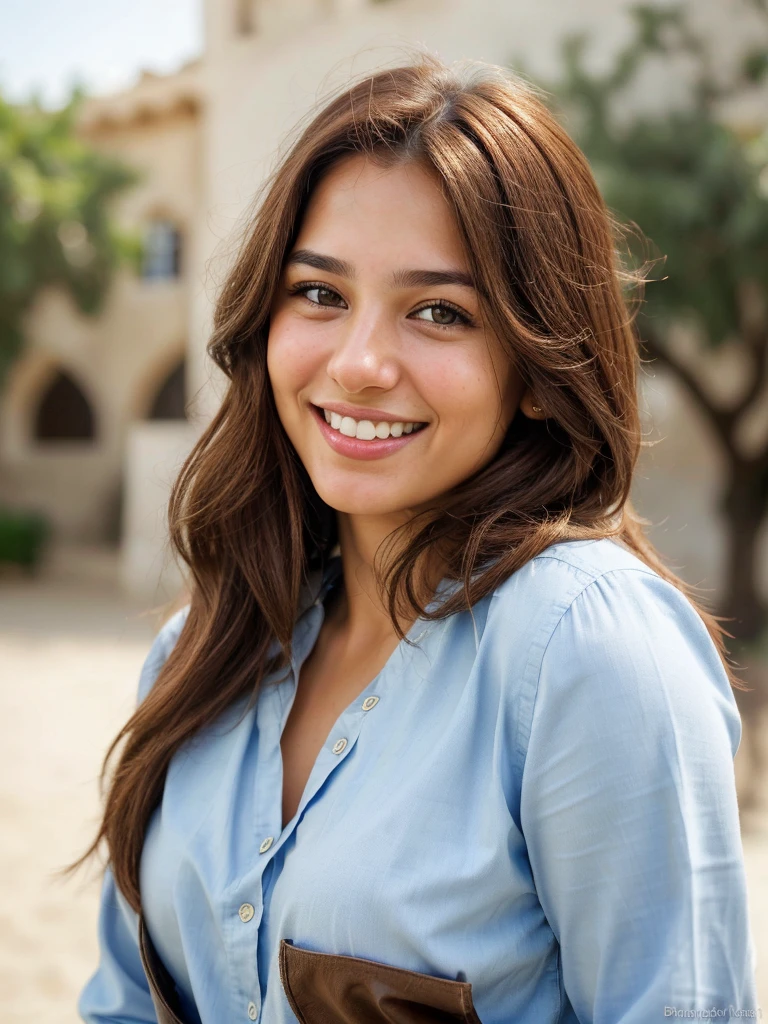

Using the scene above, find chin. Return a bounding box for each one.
[311,478,431,520]
[316,493,411,518]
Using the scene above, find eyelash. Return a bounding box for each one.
[287,281,477,331]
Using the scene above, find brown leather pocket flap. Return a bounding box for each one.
[279,939,481,1024]
[138,917,188,1024]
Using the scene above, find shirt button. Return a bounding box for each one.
[259,836,274,853]
[361,696,379,711]
[332,737,348,754]
[238,903,255,922]
[247,1001,258,1020]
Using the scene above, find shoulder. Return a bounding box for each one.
[487,538,664,666]
[494,536,658,604]
[136,604,190,705]
[490,535,723,665]
[489,536,702,642]
[487,538,740,758]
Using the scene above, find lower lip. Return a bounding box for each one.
[311,406,426,461]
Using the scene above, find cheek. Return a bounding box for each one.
[267,316,321,409]
[419,345,515,434]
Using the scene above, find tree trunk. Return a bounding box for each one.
[720,463,768,643]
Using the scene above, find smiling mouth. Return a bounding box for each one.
[313,406,428,442]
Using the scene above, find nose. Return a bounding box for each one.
[325,307,401,395]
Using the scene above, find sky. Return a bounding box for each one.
[0,0,203,108]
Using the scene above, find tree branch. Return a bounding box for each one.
[638,322,737,454]
[733,332,768,417]
[733,282,768,416]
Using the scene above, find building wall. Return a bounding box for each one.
[2,0,763,604]
[0,71,202,544]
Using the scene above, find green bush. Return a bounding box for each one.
[0,508,49,568]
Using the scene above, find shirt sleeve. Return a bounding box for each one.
[78,606,189,1024]
[78,867,157,1024]
[519,568,758,1023]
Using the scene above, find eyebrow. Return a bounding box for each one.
[284,248,476,291]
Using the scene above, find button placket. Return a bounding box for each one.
[223,890,263,1024]
[253,679,290,863]
[284,714,361,823]
[327,690,381,759]
[259,676,370,863]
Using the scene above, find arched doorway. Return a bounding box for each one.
[148,358,187,420]
[32,368,96,441]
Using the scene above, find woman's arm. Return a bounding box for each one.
[78,607,189,1023]
[78,868,158,1024]
[520,568,758,1023]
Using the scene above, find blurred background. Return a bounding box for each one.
[1,0,767,1020]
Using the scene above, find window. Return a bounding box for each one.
[33,370,96,442]
[148,359,187,420]
[142,220,182,280]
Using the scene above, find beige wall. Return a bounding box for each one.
[121,419,198,599]
[0,71,202,544]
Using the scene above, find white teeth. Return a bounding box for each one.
[355,420,377,440]
[321,409,422,441]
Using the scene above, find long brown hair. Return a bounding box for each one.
[77,53,742,913]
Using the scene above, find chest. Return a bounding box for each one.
[279,627,403,827]
[139,597,557,1023]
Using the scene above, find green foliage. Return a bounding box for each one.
[0,506,48,568]
[542,2,768,347]
[528,3,768,638]
[0,90,138,386]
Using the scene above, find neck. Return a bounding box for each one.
[331,511,441,642]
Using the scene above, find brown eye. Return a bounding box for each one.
[431,305,458,325]
[412,302,471,328]
[297,284,345,307]
[316,286,343,306]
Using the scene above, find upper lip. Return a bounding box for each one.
[313,401,426,424]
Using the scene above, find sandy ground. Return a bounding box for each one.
[0,550,160,1023]
[1,548,767,1023]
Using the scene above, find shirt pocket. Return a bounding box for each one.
[278,939,483,1024]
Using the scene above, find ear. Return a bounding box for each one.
[519,387,547,420]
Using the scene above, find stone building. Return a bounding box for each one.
[0,62,201,590]
[0,0,764,602]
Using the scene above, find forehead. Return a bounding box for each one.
[292,154,469,271]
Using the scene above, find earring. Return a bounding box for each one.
[531,404,542,414]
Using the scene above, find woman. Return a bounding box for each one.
[77,55,758,1023]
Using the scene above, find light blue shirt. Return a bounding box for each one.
[79,538,758,1023]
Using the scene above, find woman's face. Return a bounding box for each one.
[268,153,526,519]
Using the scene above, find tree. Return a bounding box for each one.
[0,91,138,388]
[540,2,768,644]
